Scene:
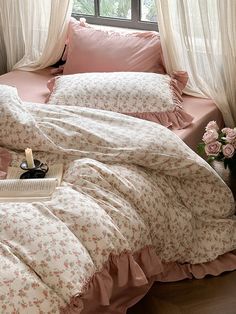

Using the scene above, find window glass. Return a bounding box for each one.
[100,0,131,20]
[141,0,157,22]
[72,0,158,31]
[73,0,94,16]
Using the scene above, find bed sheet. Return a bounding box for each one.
[0,68,52,103]
[0,68,224,152]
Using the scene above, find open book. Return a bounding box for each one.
[0,164,63,202]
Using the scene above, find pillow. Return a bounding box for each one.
[46,72,193,130]
[62,18,166,75]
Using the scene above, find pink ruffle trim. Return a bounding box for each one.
[124,71,193,130]
[125,106,193,130]
[61,246,236,314]
[0,148,12,179]
[50,66,64,76]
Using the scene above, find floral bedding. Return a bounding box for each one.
[0,85,236,313]
[46,71,193,129]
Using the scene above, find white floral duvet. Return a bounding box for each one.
[0,85,236,313]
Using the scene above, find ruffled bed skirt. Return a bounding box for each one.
[61,246,236,313]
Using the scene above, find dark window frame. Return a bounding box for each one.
[72,0,158,31]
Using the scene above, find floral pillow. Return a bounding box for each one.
[46,72,193,130]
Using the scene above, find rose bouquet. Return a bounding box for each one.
[198,121,236,173]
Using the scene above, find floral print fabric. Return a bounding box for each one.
[0,85,236,313]
[46,72,193,129]
[47,72,177,112]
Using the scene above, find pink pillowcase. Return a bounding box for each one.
[63,18,166,75]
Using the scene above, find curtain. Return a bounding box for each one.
[156,0,236,127]
[0,17,7,75]
[0,0,72,75]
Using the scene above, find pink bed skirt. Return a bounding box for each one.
[61,246,236,314]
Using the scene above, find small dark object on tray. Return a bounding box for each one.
[20,159,49,179]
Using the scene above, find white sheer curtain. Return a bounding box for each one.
[0,0,72,75]
[156,0,236,127]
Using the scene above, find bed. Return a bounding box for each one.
[0,19,233,314]
[0,77,236,313]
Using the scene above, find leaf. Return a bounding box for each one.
[207,156,215,164]
[197,142,205,156]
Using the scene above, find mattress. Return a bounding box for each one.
[0,68,224,151]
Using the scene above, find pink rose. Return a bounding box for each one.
[204,141,222,156]
[202,129,218,144]
[222,144,235,158]
[225,129,236,143]
[222,127,232,134]
[205,121,219,131]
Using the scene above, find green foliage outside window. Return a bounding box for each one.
[73,0,94,15]
[100,0,131,19]
[72,0,157,22]
[142,0,157,22]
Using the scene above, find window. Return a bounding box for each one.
[72,0,158,31]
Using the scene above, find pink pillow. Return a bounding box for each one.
[63,18,166,75]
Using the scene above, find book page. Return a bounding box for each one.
[0,163,64,202]
[0,178,58,198]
